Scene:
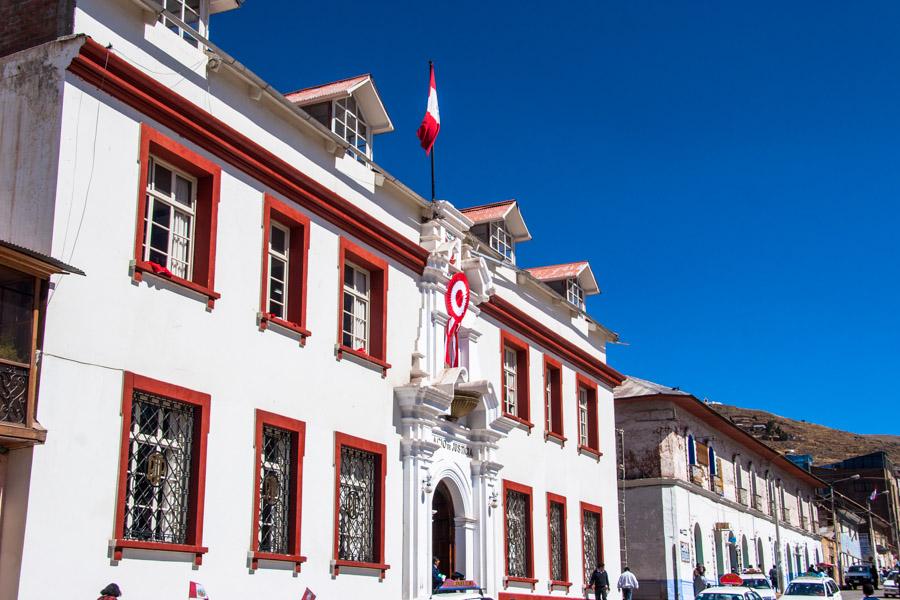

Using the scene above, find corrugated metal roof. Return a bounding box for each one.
[284,74,370,105]
[0,239,85,275]
[526,262,588,281]
[614,376,692,399]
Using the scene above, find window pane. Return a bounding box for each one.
[174,175,193,209]
[153,163,173,196]
[0,266,34,365]
[151,200,171,227]
[270,258,285,282]
[150,225,170,255]
[270,225,287,255]
[269,279,284,303]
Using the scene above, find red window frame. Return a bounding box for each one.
[576,374,600,457]
[580,501,604,583]
[543,356,564,442]
[132,123,221,309]
[546,492,571,589]
[500,331,532,428]
[503,479,537,587]
[250,409,307,571]
[336,237,391,376]
[258,194,311,342]
[331,432,390,578]
[112,372,211,565]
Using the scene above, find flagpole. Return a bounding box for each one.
[429,59,436,201]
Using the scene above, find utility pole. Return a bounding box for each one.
[769,475,784,591]
[617,428,628,568]
[826,474,859,587]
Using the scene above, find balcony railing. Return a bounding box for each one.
[752,494,764,511]
[738,488,749,505]
[0,360,28,425]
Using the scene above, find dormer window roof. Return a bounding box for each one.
[286,74,393,160]
[526,261,600,309]
[460,200,531,264]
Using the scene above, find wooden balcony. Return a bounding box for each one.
[0,358,46,448]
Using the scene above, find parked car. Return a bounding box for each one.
[845,565,875,589]
[696,586,764,600]
[740,571,777,600]
[884,571,898,598]
[781,576,843,600]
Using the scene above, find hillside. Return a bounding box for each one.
[709,404,900,466]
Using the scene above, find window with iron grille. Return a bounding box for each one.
[338,445,377,562]
[258,425,293,554]
[505,487,532,578]
[342,262,370,353]
[123,390,195,544]
[489,221,513,259]
[333,97,370,160]
[549,500,567,582]
[266,221,291,319]
[143,156,197,280]
[503,347,518,415]
[582,507,601,582]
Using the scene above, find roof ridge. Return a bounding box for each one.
[527,261,589,270]
[459,199,517,212]
[283,73,371,97]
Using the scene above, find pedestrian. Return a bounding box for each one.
[432,557,445,591]
[98,583,121,600]
[693,565,708,598]
[862,583,876,600]
[618,566,640,600]
[769,566,779,592]
[870,559,879,590]
[589,562,611,600]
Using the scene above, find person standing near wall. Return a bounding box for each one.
[693,565,708,598]
[589,563,611,600]
[618,566,640,600]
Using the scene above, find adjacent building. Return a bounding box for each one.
[615,377,825,600]
[0,1,625,599]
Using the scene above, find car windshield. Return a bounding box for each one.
[785,583,826,596]
[698,594,747,600]
[849,567,868,572]
[744,579,772,589]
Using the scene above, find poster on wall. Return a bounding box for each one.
[681,541,692,562]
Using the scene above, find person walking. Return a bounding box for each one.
[589,563,611,600]
[98,583,121,600]
[769,566,779,592]
[862,583,877,600]
[693,565,708,598]
[618,566,640,600]
[870,559,880,590]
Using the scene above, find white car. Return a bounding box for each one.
[697,585,764,600]
[740,573,777,600]
[885,571,898,598]
[780,576,842,600]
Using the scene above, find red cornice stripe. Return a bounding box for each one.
[481,296,625,388]
[67,38,428,274]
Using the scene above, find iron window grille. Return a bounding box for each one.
[266,221,291,319]
[582,509,600,582]
[258,425,293,555]
[338,445,377,563]
[333,97,371,161]
[489,221,513,259]
[506,489,530,578]
[341,262,370,353]
[0,363,27,424]
[143,156,197,280]
[503,347,518,415]
[123,390,195,544]
[549,501,566,581]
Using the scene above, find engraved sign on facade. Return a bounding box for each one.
[433,434,472,457]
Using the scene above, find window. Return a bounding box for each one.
[504,480,536,584]
[333,96,370,160]
[581,502,603,583]
[576,375,599,454]
[500,332,531,426]
[547,493,569,586]
[250,410,306,571]
[259,195,311,339]
[337,238,389,373]
[332,432,388,577]
[0,265,40,428]
[160,0,207,45]
[566,278,584,308]
[544,356,564,441]
[113,372,210,565]
[133,124,221,309]
[489,221,513,259]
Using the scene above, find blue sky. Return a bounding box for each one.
[215,2,900,434]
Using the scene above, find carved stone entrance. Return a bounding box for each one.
[432,480,455,578]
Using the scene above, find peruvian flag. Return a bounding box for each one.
[188,582,208,599]
[301,589,317,600]
[416,63,440,155]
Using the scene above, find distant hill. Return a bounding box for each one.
[708,404,900,466]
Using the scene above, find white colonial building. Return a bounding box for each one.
[615,378,825,600]
[0,1,625,599]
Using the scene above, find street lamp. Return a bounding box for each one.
[829,474,860,587]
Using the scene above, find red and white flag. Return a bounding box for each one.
[188,581,208,599]
[301,588,317,600]
[416,63,440,155]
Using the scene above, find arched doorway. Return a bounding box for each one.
[433,481,455,578]
[786,543,793,581]
[729,539,739,573]
[694,524,705,567]
[757,538,765,570]
[741,535,750,571]
[715,530,724,578]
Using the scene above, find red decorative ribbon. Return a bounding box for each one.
[445,272,471,368]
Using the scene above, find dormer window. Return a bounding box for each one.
[566,278,584,308]
[489,221,513,260]
[333,97,370,161]
[161,0,208,45]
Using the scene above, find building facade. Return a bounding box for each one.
[0,1,625,599]
[615,378,824,600]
